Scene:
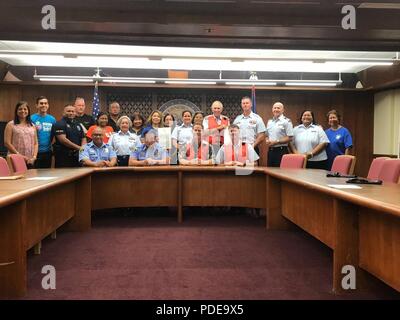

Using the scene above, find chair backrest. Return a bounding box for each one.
[378,159,400,183]
[280,154,307,169]
[367,157,390,180]
[331,155,356,175]
[0,157,11,176]
[7,154,28,175]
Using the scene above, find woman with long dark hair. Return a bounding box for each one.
[4,101,38,166]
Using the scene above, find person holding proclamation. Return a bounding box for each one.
[79,127,117,167]
[203,101,230,157]
[179,123,214,166]
[31,96,56,168]
[4,101,38,167]
[52,104,86,168]
[108,116,140,166]
[107,101,121,132]
[215,124,259,166]
[233,96,266,156]
[291,110,330,170]
[266,102,294,167]
[129,127,169,166]
[86,112,114,144]
[325,109,353,170]
[74,97,95,132]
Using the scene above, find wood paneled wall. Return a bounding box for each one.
[0,84,374,176]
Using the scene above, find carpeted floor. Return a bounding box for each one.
[23,208,400,300]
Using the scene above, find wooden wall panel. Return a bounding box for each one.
[0,85,22,121]
[0,84,374,176]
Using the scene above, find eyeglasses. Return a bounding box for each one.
[92,134,103,137]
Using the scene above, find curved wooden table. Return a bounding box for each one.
[1,166,399,298]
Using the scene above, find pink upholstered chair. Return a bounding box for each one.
[7,154,28,175]
[280,154,307,169]
[367,157,390,180]
[330,155,356,175]
[0,157,11,176]
[378,159,400,183]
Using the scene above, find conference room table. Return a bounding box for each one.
[0,168,92,298]
[264,168,400,294]
[0,166,399,298]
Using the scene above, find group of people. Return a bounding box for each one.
[3,95,353,170]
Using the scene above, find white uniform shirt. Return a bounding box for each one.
[292,124,330,161]
[266,114,294,147]
[171,124,193,146]
[108,130,140,156]
[233,112,266,144]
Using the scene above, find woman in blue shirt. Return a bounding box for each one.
[325,110,353,170]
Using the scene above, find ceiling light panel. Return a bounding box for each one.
[0,40,396,74]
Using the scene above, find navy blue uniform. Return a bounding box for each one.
[52,117,85,168]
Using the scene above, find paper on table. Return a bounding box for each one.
[327,184,362,189]
[157,127,171,149]
[25,177,58,181]
[0,175,24,180]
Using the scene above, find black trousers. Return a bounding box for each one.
[306,159,329,170]
[35,151,53,169]
[117,155,130,166]
[54,150,80,168]
[267,146,289,167]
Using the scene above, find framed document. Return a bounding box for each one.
[158,127,172,149]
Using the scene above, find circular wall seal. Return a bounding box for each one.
[159,99,200,124]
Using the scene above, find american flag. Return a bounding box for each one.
[251,85,256,113]
[92,81,100,119]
